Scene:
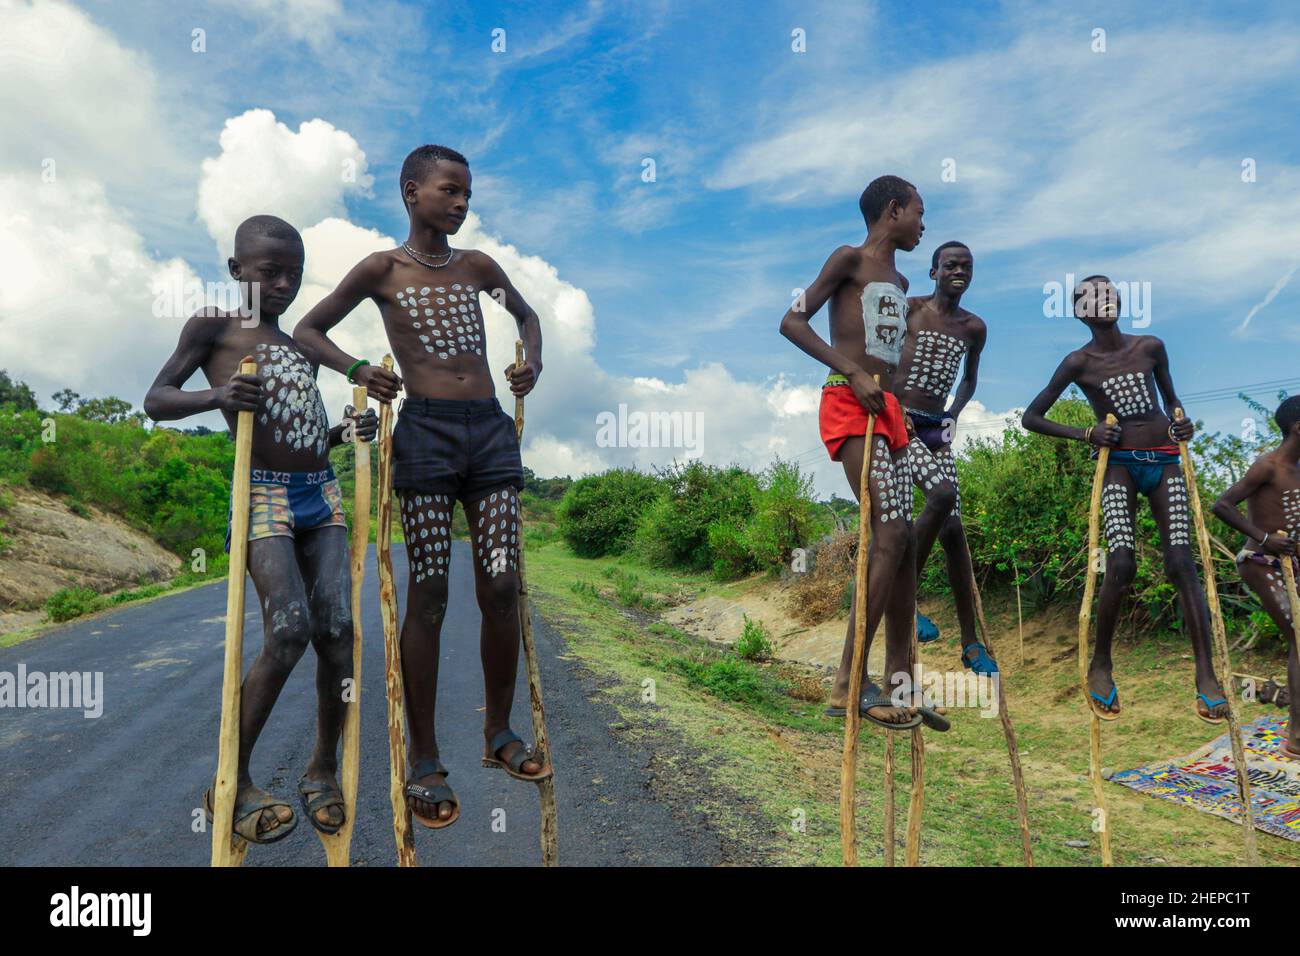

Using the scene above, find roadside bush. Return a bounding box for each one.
[44,587,104,623]
[636,461,759,572]
[557,469,662,557]
[745,459,827,570]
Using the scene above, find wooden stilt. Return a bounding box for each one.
[966,558,1034,865]
[1278,533,1300,667]
[313,385,369,866]
[882,733,895,867]
[212,357,257,867]
[1014,562,1025,667]
[513,340,559,867]
[1175,408,1257,864]
[904,633,924,867]
[840,377,878,867]
[1079,413,1116,867]
[375,355,417,866]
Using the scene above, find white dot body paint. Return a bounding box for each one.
[1100,372,1156,419]
[904,330,967,400]
[253,343,331,458]
[1101,482,1135,552]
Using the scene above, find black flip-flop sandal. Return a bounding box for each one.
[483,729,554,783]
[903,687,951,732]
[298,778,346,836]
[204,784,298,845]
[826,689,924,731]
[827,682,944,730]
[405,757,460,830]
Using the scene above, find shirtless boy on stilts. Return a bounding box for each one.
[780,175,946,733]
[1213,395,1300,756]
[145,215,376,844]
[295,145,550,830]
[894,241,994,674]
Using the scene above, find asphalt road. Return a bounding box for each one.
[0,542,724,866]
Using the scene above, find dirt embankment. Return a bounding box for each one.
[0,487,180,612]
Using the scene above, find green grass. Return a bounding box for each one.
[524,536,1300,867]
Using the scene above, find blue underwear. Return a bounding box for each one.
[1101,449,1181,495]
[904,407,949,452]
[224,467,346,552]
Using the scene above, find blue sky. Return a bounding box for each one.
[4,0,1300,493]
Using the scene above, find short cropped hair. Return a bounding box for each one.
[1276,396,1300,435]
[233,215,301,255]
[399,144,469,201]
[931,241,970,270]
[859,175,916,225]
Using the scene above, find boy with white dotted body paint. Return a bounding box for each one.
[780,175,950,734]
[144,215,378,844]
[295,145,548,830]
[895,241,992,674]
[1212,396,1300,757]
[1022,276,1229,723]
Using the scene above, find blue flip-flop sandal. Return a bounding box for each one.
[916,612,941,644]
[1088,684,1120,721]
[1195,693,1228,725]
[961,642,999,675]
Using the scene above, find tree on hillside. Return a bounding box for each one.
[49,389,145,425]
[0,370,37,411]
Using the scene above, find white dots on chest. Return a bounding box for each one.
[904,330,967,398]
[1100,372,1155,418]
[253,343,330,457]
[395,282,483,360]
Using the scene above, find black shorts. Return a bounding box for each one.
[392,396,524,500]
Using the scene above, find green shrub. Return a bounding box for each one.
[745,459,825,570]
[44,586,104,623]
[707,515,755,579]
[636,462,759,572]
[736,614,774,661]
[665,655,768,705]
[557,469,662,557]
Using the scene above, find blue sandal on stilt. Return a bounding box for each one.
[961,642,999,675]
[1195,693,1228,725]
[1088,684,1120,721]
[916,613,940,644]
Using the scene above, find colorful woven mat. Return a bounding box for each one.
[1111,714,1300,840]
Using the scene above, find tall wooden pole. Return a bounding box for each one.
[375,355,417,866]
[840,376,879,867]
[1078,414,1116,866]
[904,629,925,867]
[513,340,559,867]
[1278,532,1300,674]
[1175,408,1257,864]
[311,386,369,866]
[212,357,257,867]
[966,559,1034,865]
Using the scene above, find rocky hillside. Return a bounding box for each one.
[0,487,181,611]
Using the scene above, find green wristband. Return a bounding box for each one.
[345,358,370,383]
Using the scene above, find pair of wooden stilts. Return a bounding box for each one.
[211,344,557,867]
[839,383,1033,867]
[1078,411,1263,866]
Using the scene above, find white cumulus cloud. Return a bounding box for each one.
[197,109,374,259]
